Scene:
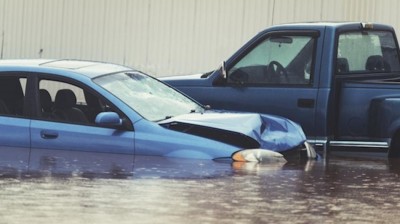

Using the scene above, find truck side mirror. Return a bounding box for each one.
[212,61,228,86]
[220,61,227,79]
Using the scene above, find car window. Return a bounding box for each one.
[0,75,27,117]
[94,71,204,122]
[337,30,400,74]
[38,79,117,125]
[227,35,315,85]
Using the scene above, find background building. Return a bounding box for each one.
[0,0,399,76]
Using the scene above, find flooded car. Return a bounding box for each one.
[0,59,316,175]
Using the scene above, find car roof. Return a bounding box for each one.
[0,59,134,78]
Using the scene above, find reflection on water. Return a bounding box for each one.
[1,151,400,224]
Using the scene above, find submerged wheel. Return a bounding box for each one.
[388,130,400,158]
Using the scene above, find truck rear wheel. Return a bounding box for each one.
[389,130,400,157]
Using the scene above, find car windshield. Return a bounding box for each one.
[93,71,204,121]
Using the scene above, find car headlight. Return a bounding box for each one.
[232,149,287,163]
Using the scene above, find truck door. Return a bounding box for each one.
[210,32,321,139]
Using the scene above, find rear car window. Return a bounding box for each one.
[337,31,400,74]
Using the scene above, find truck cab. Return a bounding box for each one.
[162,22,400,155]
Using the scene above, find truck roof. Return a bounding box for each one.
[263,21,394,32]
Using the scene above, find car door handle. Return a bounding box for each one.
[40,130,59,139]
[297,98,315,108]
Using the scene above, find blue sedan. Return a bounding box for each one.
[0,59,316,175]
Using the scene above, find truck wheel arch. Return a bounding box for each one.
[389,129,400,157]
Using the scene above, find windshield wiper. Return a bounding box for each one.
[190,106,208,113]
[155,115,174,122]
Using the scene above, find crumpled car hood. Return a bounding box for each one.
[159,110,306,152]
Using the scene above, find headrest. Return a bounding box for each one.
[337,57,349,73]
[366,55,390,71]
[54,89,77,109]
[39,89,52,112]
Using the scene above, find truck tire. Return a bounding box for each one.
[389,130,400,157]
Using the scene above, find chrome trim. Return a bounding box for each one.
[307,138,389,149]
[307,139,328,147]
[329,141,388,148]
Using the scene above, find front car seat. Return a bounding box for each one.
[39,89,53,118]
[53,89,88,123]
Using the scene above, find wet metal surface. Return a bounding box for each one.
[1,151,400,224]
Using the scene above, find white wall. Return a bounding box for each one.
[0,0,399,76]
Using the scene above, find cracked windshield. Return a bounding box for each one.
[94,72,204,121]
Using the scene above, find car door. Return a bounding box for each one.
[29,76,135,176]
[0,74,30,172]
[209,32,321,139]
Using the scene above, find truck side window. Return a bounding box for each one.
[337,31,400,74]
[227,35,315,85]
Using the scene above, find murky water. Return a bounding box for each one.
[1,151,400,224]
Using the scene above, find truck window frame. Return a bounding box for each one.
[225,30,320,88]
[335,29,400,76]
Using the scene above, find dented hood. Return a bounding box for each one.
[159,110,306,152]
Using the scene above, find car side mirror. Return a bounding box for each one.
[95,112,122,127]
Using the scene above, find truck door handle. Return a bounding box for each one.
[297,99,315,108]
[40,130,59,139]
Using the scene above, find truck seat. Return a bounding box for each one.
[365,55,391,72]
[337,57,349,73]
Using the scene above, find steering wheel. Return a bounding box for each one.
[267,61,288,83]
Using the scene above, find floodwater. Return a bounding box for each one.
[1,151,400,224]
